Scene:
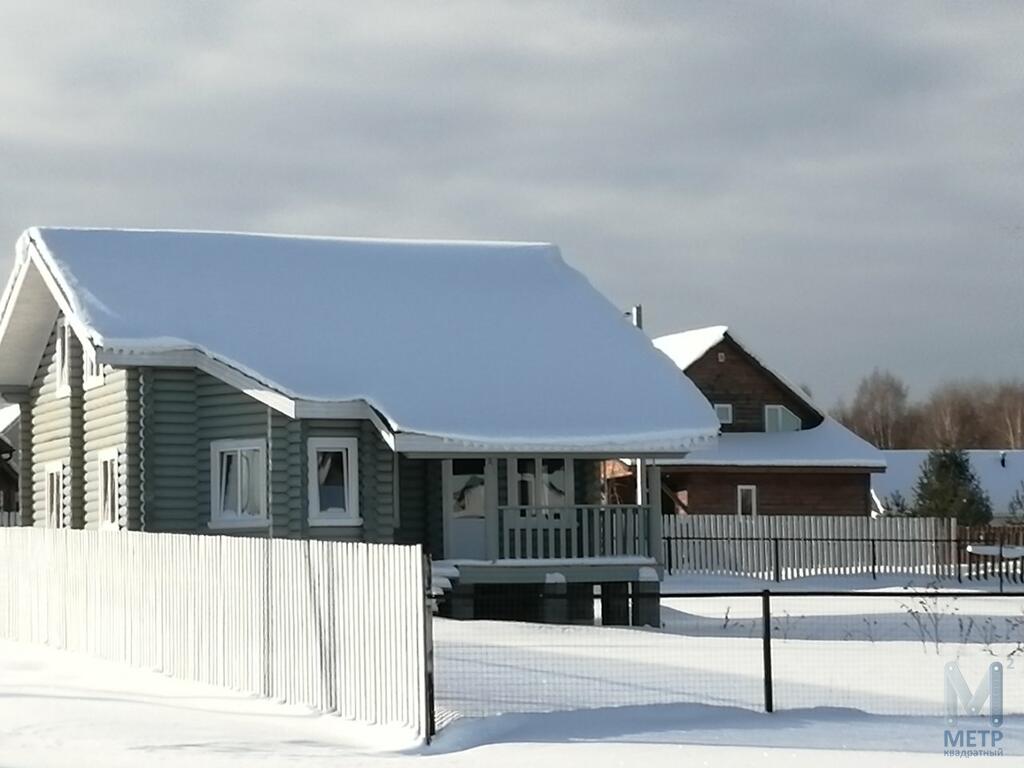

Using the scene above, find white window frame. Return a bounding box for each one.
[208,439,268,529]
[83,343,105,390]
[306,437,361,526]
[714,403,733,425]
[764,404,801,433]
[737,484,757,518]
[45,461,65,528]
[98,448,120,530]
[55,319,72,399]
[506,456,575,508]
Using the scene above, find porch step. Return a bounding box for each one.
[430,562,461,614]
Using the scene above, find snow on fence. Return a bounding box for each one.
[663,515,958,580]
[0,529,431,740]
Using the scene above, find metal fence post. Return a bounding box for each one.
[761,589,774,713]
[773,537,780,583]
[871,539,876,581]
[999,540,1004,595]
[423,553,436,743]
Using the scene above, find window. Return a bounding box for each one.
[449,458,486,519]
[764,404,801,432]
[55,319,71,398]
[209,439,267,528]
[83,344,105,389]
[98,449,120,529]
[737,485,757,517]
[45,462,65,528]
[508,457,573,508]
[306,437,360,525]
[714,403,733,425]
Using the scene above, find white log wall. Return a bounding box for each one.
[0,529,430,740]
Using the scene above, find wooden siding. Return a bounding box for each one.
[28,321,78,527]
[684,336,821,432]
[83,368,139,529]
[663,468,872,516]
[17,400,32,524]
[142,369,399,541]
[396,457,442,555]
[143,368,199,532]
[302,419,396,542]
[27,319,141,530]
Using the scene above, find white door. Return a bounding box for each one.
[442,458,493,560]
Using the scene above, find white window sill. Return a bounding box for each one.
[208,518,270,531]
[308,515,363,528]
[83,376,105,391]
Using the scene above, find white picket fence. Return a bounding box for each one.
[0,528,431,740]
[663,515,958,580]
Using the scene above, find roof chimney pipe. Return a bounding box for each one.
[629,304,643,329]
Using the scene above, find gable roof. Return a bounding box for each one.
[0,227,719,454]
[651,324,884,470]
[874,450,1024,518]
[652,325,821,417]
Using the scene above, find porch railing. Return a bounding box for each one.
[496,505,654,560]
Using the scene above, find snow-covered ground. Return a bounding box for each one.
[3,574,1022,766]
[435,599,1024,718]
[1,638,1019,767]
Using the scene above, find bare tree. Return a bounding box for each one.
[833,368,911,448]
[991,381,1024,449]
[921,382,985,448]
[835,373,1024,450]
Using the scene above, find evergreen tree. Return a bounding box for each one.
[911,448,992,526]
[881,490,912,517]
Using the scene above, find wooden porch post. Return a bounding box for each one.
[635,458,647,506]
[484,458,499,559]
[646,463,663,566]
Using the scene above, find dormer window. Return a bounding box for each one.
[764,404,801,432]
[55,318,72,398]
[714,403,733,425]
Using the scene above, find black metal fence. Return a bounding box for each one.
[432,589,1024,728]
[663,531,1024,589]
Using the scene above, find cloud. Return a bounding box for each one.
[0,1,1021,403]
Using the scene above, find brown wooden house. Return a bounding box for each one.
[634,326,886,517]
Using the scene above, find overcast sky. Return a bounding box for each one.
[1,1,1021,405]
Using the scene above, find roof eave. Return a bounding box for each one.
[394,430,718,457]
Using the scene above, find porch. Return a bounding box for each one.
[430,456,664,626]
[437,456,664,566]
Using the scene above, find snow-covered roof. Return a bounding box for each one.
[653,325,821,417]
[653,417,886,469]
[0,227,719,454]
[653,325,730,371]
[649,324,881,468]
[874,450,1024,519]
